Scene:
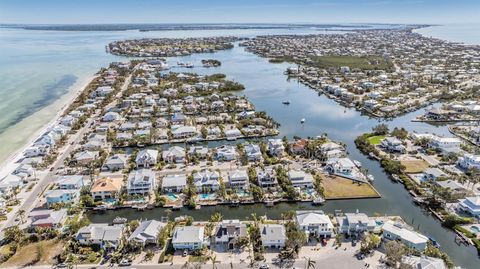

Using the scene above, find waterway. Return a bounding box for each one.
[0,24,478,268]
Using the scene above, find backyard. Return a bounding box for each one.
[367,135,385,145]
[322,176,380,199]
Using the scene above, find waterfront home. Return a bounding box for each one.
[76,224,125,250]
[216,145,237,161]
[55,175,85,189]
[74,150,99,165]
[244,143,262,162]
[458,196,480,217]
[29,209,67,229]
[91,177,123,201]
[429,136,462,153]
[435,180,468,195]
[193,169,220,192]
[457,154,480,170]
[213,219,248,249]
[402,255,447,269]
[127,169,156,195]
[92,86,114,97]
[326,158,355,175]
[288,170,314,188]
[104,154,127,171]
[381,137,406,153]
[0,174,23,193]
[13,164,34,178]
[364,99,379,110]
[102,111,122,122]
[188,146,209,160]
[289,139,307,155]
[171,125,198,139]
[135,149,158,168]
[228,169,249,190]
[257,168,278,189]
[267,138,285,157]
[224,128,242,140]
[295,210,334,238]
[382,221,428,250]
[161,174,187,193]
[44,189,79,208]
[128,220,165,246]
[336,212,376,236]
[172,226,205,250]
[24,145,49,157]
[59,115,77,127]
[162,146,186,164]
[260,224,286,248]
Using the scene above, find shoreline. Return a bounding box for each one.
[0,73,97,178]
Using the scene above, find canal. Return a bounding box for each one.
[87,41,479,267]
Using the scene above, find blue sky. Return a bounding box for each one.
[0,0,478,24]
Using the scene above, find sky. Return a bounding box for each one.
[0,0,479,25]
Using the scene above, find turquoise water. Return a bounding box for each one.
[199,193,217,200]
[470,226,480,233]
[167,193,178,201]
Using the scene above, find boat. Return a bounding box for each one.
[300,118,305,124]
[367,174,375,181]
[428,237,441,248]
[264,200,275,207]
[353,160,362,168]
[172,205,183,211]
[312,197,325,205]
[113,217,127,224]
[185,62,194,68]
[391,174,401,183]
[229,200,240,207]
[282,100,291,105]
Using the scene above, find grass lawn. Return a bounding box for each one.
[401,159,430,173]
[367,135,385,145]
[308,55,393,70]
[1,240,64,267]
[322,176,380,199]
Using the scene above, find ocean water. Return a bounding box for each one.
[415,23,480,45]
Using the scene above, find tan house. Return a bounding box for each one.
[91,178,123,201]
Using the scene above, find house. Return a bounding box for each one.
[228,169,249,190]
[104,154,127,171]
[127,169,156,195]
[29,209,67,228]
[296,210,334,238]
[91,177,123,201]
[260,224,286,248]
[224,128,242,140]
[13,164,34,178]
[457,154,480,170]
[128,220,165,246]
[188,146,209,159]
[336,212,376,236]
[171,126,198,139]
[161,174,187,193]
[102,111,122,122]
[267,139,285,157]
[0,174,23,192]
[402,255,447,269]
[257,168,278,188]
[381,137,406,153]
[56,175,85,189]
[435,180,468,194]
[135,149,158,168]
[24,145,49,157]
[162,146,186,164]
[44,189,79,207]
[423,168,447,181]
[193,169,220,192]
[382,221,428,250]
[213,220,248,249]
[289,139,307,155]
[216,145,237,161]
[458,196,480,217]
[76,224,124,250]
[429,136,462,153]
[172,226,205,250]
[244,143,262,162]
[288,170,314,188]
[74,151,99,165]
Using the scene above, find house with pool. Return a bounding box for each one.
[161,174,187,193]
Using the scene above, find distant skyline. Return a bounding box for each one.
[0,0,479,25]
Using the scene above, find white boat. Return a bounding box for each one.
[300,118,305,124]
[367,174,375,181]
[353,160,362,168]
[282,100,291,105]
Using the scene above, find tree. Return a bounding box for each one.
[385,241,406,268]
[210,212,223,223]
[372,124,389,135]
[67,253,79,269]
[305,257,316,269]
[3,225,25,245]
[211,255,218,269]
[16,209,26,224]
[360,234,381,254]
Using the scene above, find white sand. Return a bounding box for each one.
[0,73,97,178]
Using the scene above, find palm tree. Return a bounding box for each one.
[16,209,26,224]
[305,257,316,269]
[211,255,218,269]
[67,253,79,269]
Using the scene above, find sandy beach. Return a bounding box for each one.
[0,73,97,178]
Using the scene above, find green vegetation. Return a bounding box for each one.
[367,135,385,145]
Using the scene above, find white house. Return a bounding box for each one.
[267,139,285,157]
[260,224,286,248]
[381,137,406,153]
[193,169,220,192]
[296,210,334,238]
[161,174,187,193]
[216,145,237,161]
[213,220,248,249]
[382,221,428,250]
[56,175,85,189]
[135,149,158,168]
[429,136,462,153]
[102,111,122,122]
[104,154,127,171]
[172,226,205,250]
[336,212,376,235]
[458,196,480,217]
[76,224,124,250]
[228,169,249,190]
[257,168,278,188]
[128,220,165,246]
[162,146,186,164]
[127,169,156,195]
[288,170,314,188]
[244,143,262,162]
[457,154,480,170]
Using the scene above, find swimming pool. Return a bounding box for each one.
[167,193,178,201]
[469,225,480,233]
[199,193,217,200]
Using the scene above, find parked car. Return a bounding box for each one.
[119,259,132,267]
